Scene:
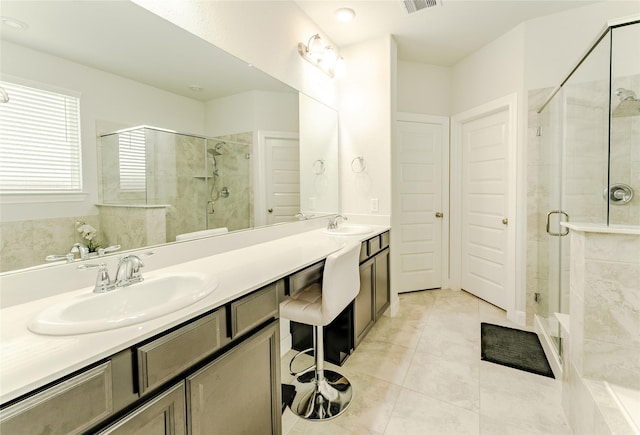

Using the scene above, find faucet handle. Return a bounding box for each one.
[46,253,75,263]
[98,244,121,257]
[78,263,114,293]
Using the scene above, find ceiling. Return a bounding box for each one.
[0,1,295,101]
[296,0,600,66]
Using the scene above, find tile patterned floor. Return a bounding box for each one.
[281,289,573,435]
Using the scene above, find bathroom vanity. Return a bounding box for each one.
[0,280,284,434]
[0,226,390,434]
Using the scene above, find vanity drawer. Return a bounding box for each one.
[288,261,324,296]
[381,231,390,249]
[0,362,113,434]
[368,235,382,257]
[136,309,223,395]
[231,281,281,338]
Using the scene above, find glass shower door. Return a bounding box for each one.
[536,29,612,362]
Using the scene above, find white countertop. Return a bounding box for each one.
[0,226,388,404]
[562,222,640,235]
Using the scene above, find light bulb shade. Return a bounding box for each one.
[307,34,325,61]
[323,47,337,69]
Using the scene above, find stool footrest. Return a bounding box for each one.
[289,347,315,376]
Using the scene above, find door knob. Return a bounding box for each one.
[267,208,273,213]
[435,212,443,218]
[502,218,508,225]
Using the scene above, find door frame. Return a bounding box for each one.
[392,112,450,293]
[450,93,521,323]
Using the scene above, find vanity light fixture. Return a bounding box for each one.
[298,34,345,78]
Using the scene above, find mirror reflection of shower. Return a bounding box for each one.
[207,141,224,213]
[613,88,640,117]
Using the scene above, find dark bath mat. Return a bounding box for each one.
[481,323,554,379]
[282,384,296,413]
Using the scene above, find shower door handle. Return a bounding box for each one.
[546,210,569,236]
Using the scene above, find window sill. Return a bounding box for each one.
[0,192,90,204]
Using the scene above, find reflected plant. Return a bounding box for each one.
[76,222,102,253]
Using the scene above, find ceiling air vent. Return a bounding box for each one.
[400,0,442,15]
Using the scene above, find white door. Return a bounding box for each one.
[393,114,448,293]
[263,134,300,225]
[459,108,511,309]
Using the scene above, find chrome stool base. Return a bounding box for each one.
[290,370,353,420]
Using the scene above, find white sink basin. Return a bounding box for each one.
[28,273,219,336]
[324,225,373,236]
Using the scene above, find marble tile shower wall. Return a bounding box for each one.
[610,74,640,226]
[206,132,254,232]
[569,231,640,389]
[0,215,102,272]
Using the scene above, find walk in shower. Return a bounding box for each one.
[98,126,252,248]
[533,18,639,366]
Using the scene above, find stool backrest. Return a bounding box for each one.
[321,242,361,325]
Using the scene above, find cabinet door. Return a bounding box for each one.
[0,362,112,435]
[354,257,375,346]
[186,320,281,435]
[375,248,390,319]
[98,383,186,435]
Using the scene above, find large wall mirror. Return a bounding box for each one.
[0,0,339,273]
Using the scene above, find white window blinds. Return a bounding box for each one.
[118,128,146,191]
[0,80,82,193]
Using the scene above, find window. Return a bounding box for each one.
[118,128,147,191]
[0,79,82,194]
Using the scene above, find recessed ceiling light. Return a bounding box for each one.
[335,8,356,23]
[0,16,29,30]
[188,85,203,93]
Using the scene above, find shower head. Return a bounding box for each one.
[207,142,225,156]
[613,88,640,118]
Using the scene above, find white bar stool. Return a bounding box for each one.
[280,242,361,420]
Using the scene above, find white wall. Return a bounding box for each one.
[338,36,396,217]
[524,1,640,92]
[451,24,526,115]
[397,61,451,116]
[204,90,299,138]
[0,41,205,222]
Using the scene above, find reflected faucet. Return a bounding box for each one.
[327,214,348,229]
[295,212,314,221]
[71,243,90,260]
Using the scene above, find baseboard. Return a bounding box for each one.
[507,309,526,326]
[280,334,292,357]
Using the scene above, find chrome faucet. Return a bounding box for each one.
[295,212,314,221]
[327,214,348,229]
[115,255,145,287]
[78,263,115,293]
[79,253,151,293]
[71,243,90,260]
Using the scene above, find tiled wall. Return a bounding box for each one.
[564,229,640,434]
[609,75,640,226]
[206,132,254,232]
[0,215,102,272]
[97,205,167,252]
[569,230,640,388]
